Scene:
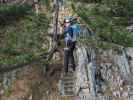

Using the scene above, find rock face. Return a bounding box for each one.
[74,46,97,99]
[114,50,131,79]
[74,46,133,100]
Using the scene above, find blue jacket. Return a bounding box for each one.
[64,26,73,38]
[71,23,80,41]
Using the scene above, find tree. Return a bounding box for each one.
[0,4,51,72]
[72,0,133,47]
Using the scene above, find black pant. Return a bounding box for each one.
[64,42,76,73]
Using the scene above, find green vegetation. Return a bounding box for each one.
[0,53,33,68]
[0,5,32,25]
[0,4,50,68]
[40,0,51,10]
[1,0,133,68]
[72,0,133,47]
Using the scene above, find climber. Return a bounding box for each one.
[64,16,73,46]
[63,16,79,75]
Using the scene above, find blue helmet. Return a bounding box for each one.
[64,16,78,25]
[64,16,73,23]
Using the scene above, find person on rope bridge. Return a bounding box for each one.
[63,16,80,75]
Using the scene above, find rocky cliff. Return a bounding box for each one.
[74,46,133,100]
